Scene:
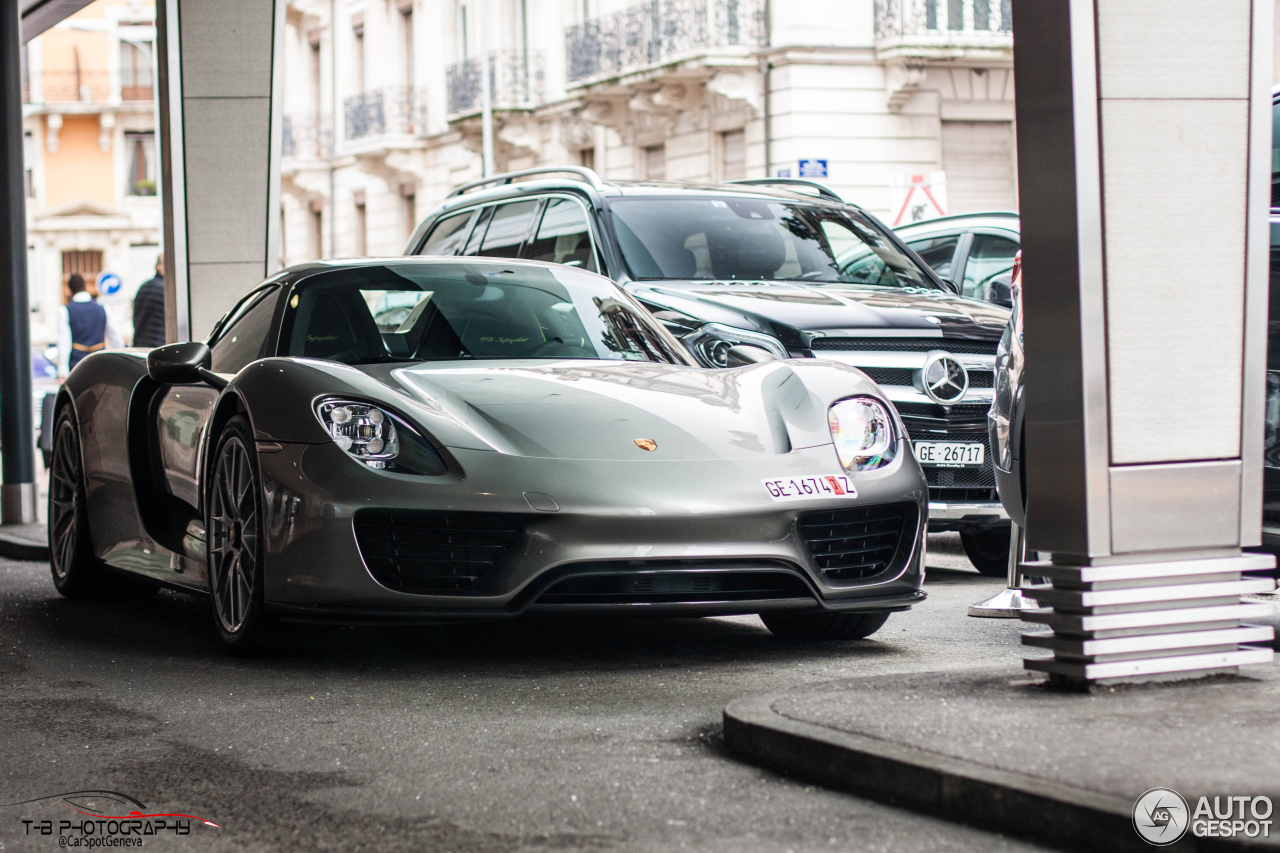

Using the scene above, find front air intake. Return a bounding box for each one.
[797,503,918,581]
[353,509,525,593]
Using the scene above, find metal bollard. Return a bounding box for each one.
[968,522,1043,618]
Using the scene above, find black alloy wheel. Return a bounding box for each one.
[207,416,277,653]
[760,610,890,641]
[960,528,1013,577]
[48,408,104,597]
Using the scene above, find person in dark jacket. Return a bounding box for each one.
[132,255,167,348]
[57,273,121,378]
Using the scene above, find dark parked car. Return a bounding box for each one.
[407,168,1014,574]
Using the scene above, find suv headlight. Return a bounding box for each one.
[316,400,400,468]
[682,323,790,368]
[828,397,897,472]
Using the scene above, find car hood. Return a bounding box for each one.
[630,281,1009,341]
[383,359,866,461]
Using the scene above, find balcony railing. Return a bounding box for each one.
[342,86,426,142]
[24,70,111,103]
[282,113,333,159]
[446,51,545,116]
[566,0,766,83]
[875,0,1012,51]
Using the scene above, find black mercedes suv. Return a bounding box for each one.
[405,167,1013,573]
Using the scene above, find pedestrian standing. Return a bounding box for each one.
[57,273,122,378]
[132,255,167,348]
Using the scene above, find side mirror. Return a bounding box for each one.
[725,344,779,367]
[147,342,225,389]
[939,277,961,295]
[983,275,1014,308]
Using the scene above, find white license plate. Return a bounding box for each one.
[762,475,858,502]
[914,441,985,467]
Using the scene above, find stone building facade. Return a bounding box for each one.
[278,0,1015,266]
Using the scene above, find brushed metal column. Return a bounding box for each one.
[1012,0,1276,685]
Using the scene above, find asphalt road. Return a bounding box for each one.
[0,535,1051,853]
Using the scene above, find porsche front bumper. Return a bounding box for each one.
[256,440,928,622]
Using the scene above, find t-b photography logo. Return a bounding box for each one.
[1133,788,1189,846]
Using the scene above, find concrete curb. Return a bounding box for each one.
[723,692,1248,853]
[0,530,49,561]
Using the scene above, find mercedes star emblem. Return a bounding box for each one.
[920,351,968,404]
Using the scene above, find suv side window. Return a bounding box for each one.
[462,207,493,255]
[962,234,1019,299]
[905,234,961,279]
[528,197,598,272]
[477,201,539,257]
[208,285,279,374]
[419,209,475,255]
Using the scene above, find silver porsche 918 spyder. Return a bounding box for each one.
[48,257,927,652]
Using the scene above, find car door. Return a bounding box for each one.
[154,285,280,508]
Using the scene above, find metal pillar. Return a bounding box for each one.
[1012,0,1275,685]
[968,523,1042,617]
[0,0,37,525]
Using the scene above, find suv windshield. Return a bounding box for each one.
[608,197,936,288]
[281,262,688,366]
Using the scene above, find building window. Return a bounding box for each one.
[352,15,366,93]
[125,131,156,195]
[400,1,414,86]
[402,183,417,241]
[643,144,665,180]
[62,250,103,299]
[120,40,153,101]
[579,147,595,171]
[355,195,368,256]
[23,130,34,197]
[311,201,324,260]
[720,129,746,181]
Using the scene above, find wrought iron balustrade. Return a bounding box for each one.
[875,0,1012,44]
[282,113,333,159]
[446,51,545,115]
[25,70,111,103]
[343,86,426,142]
[566,0,766,83]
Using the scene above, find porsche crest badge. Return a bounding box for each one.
[634,438,658,452]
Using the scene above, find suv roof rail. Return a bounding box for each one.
[725,178,843,203]
[448,166,605,197]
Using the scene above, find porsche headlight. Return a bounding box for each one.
[316,400,399,468]
[682,323,790,368]
[828,397,897,472]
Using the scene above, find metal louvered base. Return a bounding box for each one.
[1020,553,1277,685]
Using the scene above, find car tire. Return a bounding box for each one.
[48,408,155,599]
[207,415,283,655]
[960,528,1011,577]
[760,610,890,641]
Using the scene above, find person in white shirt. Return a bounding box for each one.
[57,273,122,378]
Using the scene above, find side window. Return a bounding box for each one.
[477,201,539,258]
[209,287,279,374]
[962,234,1020,299]
[462,206,493,255]
[906,235,961,279]
[418,210,474,256]
[528,198,598,272]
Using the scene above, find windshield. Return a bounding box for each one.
[281,262,689,366]
[608,197,936,288]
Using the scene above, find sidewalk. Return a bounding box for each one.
[0,522,48,560]
[725,663,1280,852]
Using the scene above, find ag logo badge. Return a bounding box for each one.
[633,438,658,452]
[1133,787,1190,846]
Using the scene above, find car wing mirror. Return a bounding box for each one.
[724,344,779,367]
[146,342,227,389]
[939,277,961,295]
[983,275,1014,308]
